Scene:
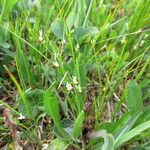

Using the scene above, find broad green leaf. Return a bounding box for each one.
[18,89,44,119]
[127,80,143,114]
[46,139,68,150]
[61,119,73,136]
[72,110,85,138]
[114,111,141,142]
[114,120,150,148]
[44,86,68,138]
[101,134,114,150]
[75,26,99,44]
[51,19,65,39]
[1,48,14,57]
[0,42,10,49]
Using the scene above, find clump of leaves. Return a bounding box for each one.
[18,89,45,119]
[0,0,150,149]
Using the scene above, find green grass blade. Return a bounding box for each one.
[114,111,141,142]
[0,0,18,23]
[114,120,150,148]
[4,65,31,117]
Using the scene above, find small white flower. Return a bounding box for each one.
[39,30,44,42]
[58,39,67,44]
[140,40,145,46]
[76,84,82,93]
[18,113,26,120]
[103,87,106,91]
[42,143,49,150]
[66,82,73,91]
[53,61,60,67]
[144,34,148,39]
[62,39,67,44]
[75,44,80,51]
[103,45,107,48]
[29,18,35,23]
[125,23,129,30]
[54,53,59,59]
[72,76,78,84]
[133,44,138,50]
[121,36,126,43]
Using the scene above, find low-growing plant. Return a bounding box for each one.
[0,0,150,149]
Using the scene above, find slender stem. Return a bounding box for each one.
[83,0,93,27]
[0,0,7,24]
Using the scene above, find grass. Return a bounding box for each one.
[0,0,150,149]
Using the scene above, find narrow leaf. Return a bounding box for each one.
[72,110,85,138]
[4,66,31,117]
[66,4,76,30]
[114,111,141,142]
[114,120,150,148]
